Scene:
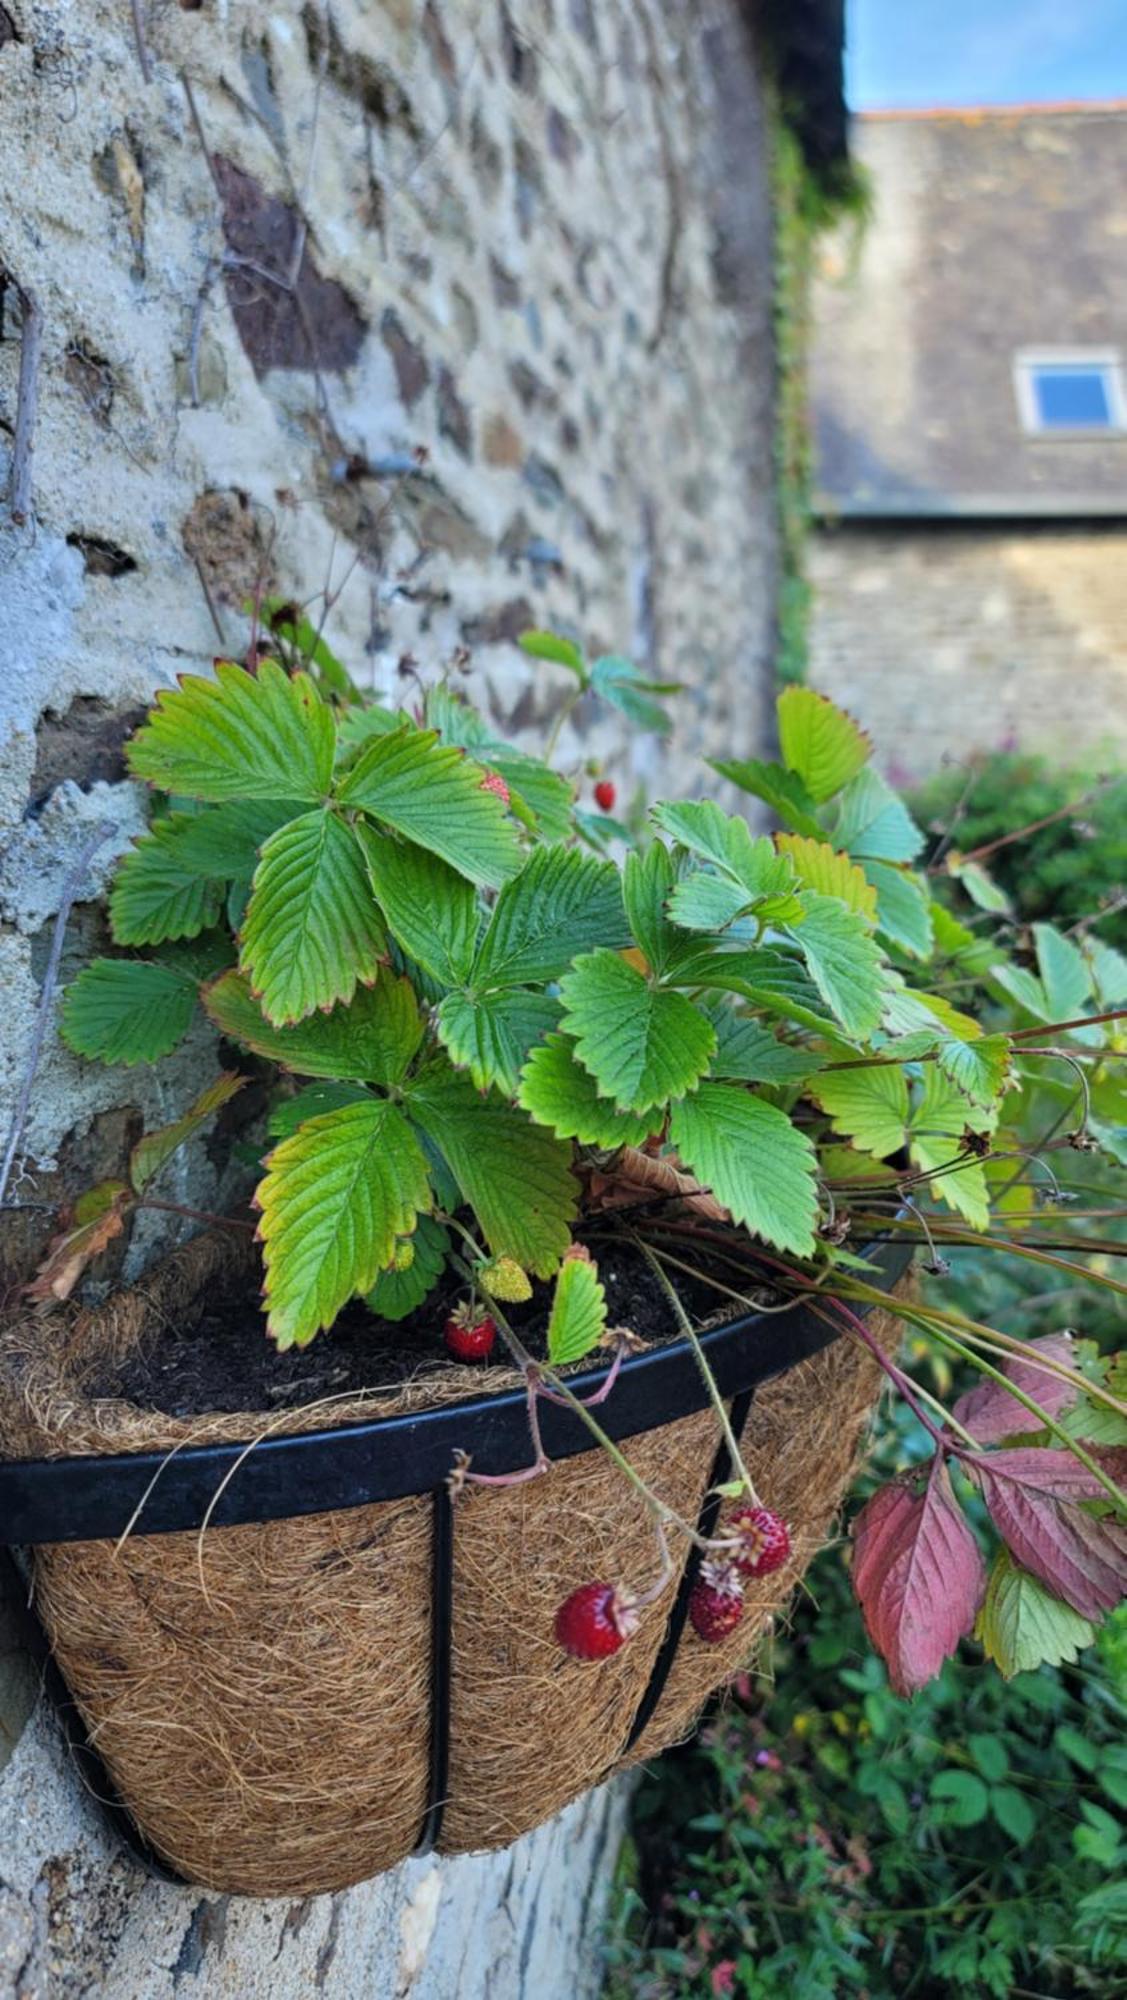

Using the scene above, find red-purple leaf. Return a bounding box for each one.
[966,1446,1127,1500]
[952,1334,1083,1444]
[971,1453,1127,1621]
[851,1461,986,1696]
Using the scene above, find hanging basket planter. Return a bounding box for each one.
[0,1228,911,1899]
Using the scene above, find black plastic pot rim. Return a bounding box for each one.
[0,1237,912,1547]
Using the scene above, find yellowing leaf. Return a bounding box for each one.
[204,968,423,1084]
[259,1098,432,1348]
[130,1073,245,1191]
[547,1257,608,1365]
[975,1548,1097,1678]
[777,687,871,803]
[812,1063,909,1158]
[776,834,878,923]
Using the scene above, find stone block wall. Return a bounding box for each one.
[0,0,779,1990]
[808,524,1127,786]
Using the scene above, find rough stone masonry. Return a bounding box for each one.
[0,1,777,1990]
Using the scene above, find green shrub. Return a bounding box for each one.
[915,754,1127,950]
[608,1548,1127,2000]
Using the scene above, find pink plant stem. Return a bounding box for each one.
[826,1298,953,1454]
[458,1372,549,1489]
[536,1339,627,1409]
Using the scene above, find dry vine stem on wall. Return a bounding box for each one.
[6,279,42,524]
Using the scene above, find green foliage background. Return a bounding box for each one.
[917,754,1127,951]
[607,756,1127,1998]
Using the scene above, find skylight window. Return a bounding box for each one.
[1015,351,1127,437]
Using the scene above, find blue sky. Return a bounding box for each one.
[848,0,1127,109]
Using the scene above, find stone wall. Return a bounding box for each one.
[0,0,778,1991]
[807,523,1127,786]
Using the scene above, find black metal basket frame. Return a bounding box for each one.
[0,1236,910,1879]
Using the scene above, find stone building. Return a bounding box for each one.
[0,2,835,1992]
[807,104,1127,783]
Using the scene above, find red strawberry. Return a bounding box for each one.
[689,1562,745,1644]
[726,1504,791,1577]
[480,769,511,805]
[594,779,616,812]
[554,1581,639,1660]
[444,1303,497,1362]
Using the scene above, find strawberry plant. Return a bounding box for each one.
[50,625,1127,1690]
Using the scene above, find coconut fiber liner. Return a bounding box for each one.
[0,1230,905,1898]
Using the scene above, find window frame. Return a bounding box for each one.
[1014,348,1127,439]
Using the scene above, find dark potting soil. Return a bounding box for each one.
[103,1235,765,1422]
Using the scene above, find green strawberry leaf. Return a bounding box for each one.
[359,827,478,989]
[365,1214,451,1322]
[558,950,716,1113]
[665,871,760,934]
[708,1012,825,1086]
[133,802,300,883]
[266,1080,374,1140]
[936,1032,1013,1109]
[519,1032,666,1148]
[909,1070,996,1228]
[1033,923,1101,1042]
[60,959,198,1066]
[652,800,794,895]
[862,861,934,959]
[670,1083,819,1257]
[472,845,627,989]
[948,856,1012,915]
[833,769,925,864]
[677,945,847,1042]
[547,1257,608,1365]
[109,825,224,946]
[777,687,871,803]
[589,653,675,733]
[785,893,886,1039]
[127,660,335,803]
[406,1056,577,1276]
[975,1548,1097,1678]
[812,1064,909,1158]
[336,723,521,887]
[709,757,822,837]
[259,1098,432,1348]
[424,685,575,842]
[436,988,561,1095]
[518,629,587,679]
[623,841,698,976]
[240,810,386,1025]
[204,967,423,1084]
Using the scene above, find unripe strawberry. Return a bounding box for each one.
[726,1504,791,1577]
[594,779,616,812]
[444,1303,497,1362]
[689,1562,745,1644]
[554,1581,639,1660]
[480,769,511,805]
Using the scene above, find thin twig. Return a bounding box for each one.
[186,259,215,408]
[129,0,153,83]
[192,554,228,650]
[0,824,116,1210]
[9,285,43,524]
[181,73,224,198]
